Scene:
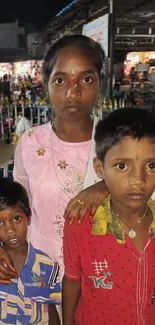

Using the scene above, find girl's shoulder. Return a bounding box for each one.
[21,122,51,148]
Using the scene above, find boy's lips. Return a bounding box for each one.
[125,192,145,200]
[8,238,19,245]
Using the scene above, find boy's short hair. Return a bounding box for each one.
[95,107,155,162]
[0,178,31,217]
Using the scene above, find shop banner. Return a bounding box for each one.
[82,14,109,57]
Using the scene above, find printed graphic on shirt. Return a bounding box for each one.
[25,272,46,288]
[89,259,113,290]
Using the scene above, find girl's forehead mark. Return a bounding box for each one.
[72,77,77,84]
[72,68,75,75]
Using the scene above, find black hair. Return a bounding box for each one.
[42,34,105,85]
[95,107,155,162]
[0,178,31,217]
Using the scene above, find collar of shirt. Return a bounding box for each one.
[92,196,155,243]
[25,242,42,276]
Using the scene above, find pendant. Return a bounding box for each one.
[128,229,136,239]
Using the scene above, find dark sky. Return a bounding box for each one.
[0,0,72,28]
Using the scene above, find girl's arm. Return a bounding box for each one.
[65,180,109,223]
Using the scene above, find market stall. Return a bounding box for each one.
[122,52,155,108]
[124,52,155,83]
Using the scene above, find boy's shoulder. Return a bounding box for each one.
[92,196,112,235]
[64,210,93,236]
[64,196,119,243]
[64,199,110,239]
[28,243,59,272]
[25,243,60,288]
[31,244,51,259]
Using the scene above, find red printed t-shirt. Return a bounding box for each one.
[63,196,155,325]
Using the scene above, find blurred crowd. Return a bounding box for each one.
[0,73,48,106]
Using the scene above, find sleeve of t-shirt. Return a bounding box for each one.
[24,117,31,131]
[13,134,32,207]
[63,219,81,280]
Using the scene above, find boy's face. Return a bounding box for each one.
[0,205,31,250]
[94,136,155,209]
[17,114,22,121]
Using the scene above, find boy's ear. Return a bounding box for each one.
[27,215,31,226]
[93,157,104,179]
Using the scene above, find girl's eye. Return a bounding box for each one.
[55,78,65,85]
[82,77,93,84]
[14,216,21,222]
[147,162,155,170]
[116,163,128,170]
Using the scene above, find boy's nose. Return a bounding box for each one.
[5,223,16,235]
[128,171,145,188]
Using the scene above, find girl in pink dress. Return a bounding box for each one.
[0,35,108,282]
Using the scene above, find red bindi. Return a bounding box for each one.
[72,78,76,84]
[1,216,8,221]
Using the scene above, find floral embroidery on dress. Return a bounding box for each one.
[58,160,68,169]
[36,148,46,156]
[28,129,34,137]
[63,166,85,195]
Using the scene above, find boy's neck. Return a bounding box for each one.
[110,197,148,225]
[4,241,28,276]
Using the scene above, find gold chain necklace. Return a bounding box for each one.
[111,205,148,239]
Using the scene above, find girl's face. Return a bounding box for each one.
[47,46,100,122]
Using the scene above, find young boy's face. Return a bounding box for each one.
[94,136,155,209]
[0,205,31,250]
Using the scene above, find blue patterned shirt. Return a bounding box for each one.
[0,243,61,324]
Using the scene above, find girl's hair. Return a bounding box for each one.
[42,34,105,85]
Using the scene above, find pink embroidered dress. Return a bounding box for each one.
[13,121,100,279]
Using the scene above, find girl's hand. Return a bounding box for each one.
[64,180,109,224]
[0,246,17,284]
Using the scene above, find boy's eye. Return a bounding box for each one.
[55,78,64,85]
[14,216,21,222]
[147,162,155,170]
[116,163,128,170]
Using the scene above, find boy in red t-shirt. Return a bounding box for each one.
[63,107,155,325]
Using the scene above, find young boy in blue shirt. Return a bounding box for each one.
[0,177,61,325]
